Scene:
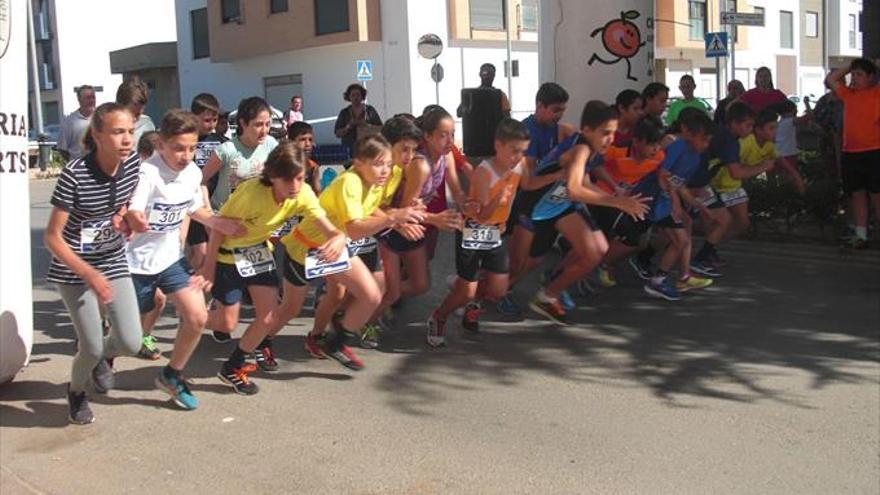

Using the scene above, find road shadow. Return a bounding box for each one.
[375,235,880,415]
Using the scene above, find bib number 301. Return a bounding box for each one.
[461,220,501,250]
[233,244,275,277]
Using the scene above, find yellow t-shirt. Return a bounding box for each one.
[282,166,402,264]
[216,178,324,264]
[712,134,777,193]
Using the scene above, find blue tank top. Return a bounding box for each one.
[531,135,604,221]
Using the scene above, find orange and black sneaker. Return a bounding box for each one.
[218,363,259,395]
[253,344,279,372]
[304,332,327,359]
[462,302,481,334]
[529,292,569,325]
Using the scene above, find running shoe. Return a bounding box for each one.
[558,290,576,312]
[690,261,723,278]
[138,335,161,360]
[360,323,381,349]
[217,363,259,395]
[426,314,447,347]
[67,385,95,425]
[496,294,522,316]
[707,250,728,267]
[529,295,569,325]
[253,344,279,372]
[842,236,868,250]
[462,302,481,334]
[644,278,681,301]
[596,265,617,288]
[304,333,327,359]
[628,256,652,280]
[91,359,114,394]
[676,275,714,293]
[212,330,232,344]
[323,339,365,370]
[155,369,199,410]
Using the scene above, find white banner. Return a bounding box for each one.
[0,0,34,384]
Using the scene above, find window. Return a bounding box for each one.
[688,0,706,41]
[221,0,241,24]
[805,11,818,38]
[315,0,349,35]
[43,102,60,126]
[848,14,857,48]
[270,0,288,14]
[470,0,506,31]
[191,8,210,59]
[521,0,538,32]
[780,10,793,49]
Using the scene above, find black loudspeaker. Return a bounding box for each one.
[459,87,504,157]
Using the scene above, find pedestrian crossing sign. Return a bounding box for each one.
[356,60,373,81]
[705,32,728,58]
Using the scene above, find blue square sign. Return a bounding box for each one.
[356,60,373,81]
[705,32,729,58]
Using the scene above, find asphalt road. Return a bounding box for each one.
[1,179,878,495]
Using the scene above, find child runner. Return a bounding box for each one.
[591,116,665,287]
[44,103,142,424]
[687,102,755,275]
[637,110,715,300]
[201,142,332,394]
[642,82,670,123]
[186,93,226,272]
[771,99,806,194]
[201,97,279,342]
[116,77,155,145]
[499,83,575,315]
[613,89,646,148]
[427,118,528,346]
[124,109,245,408]
[825,58,880,249]
[521,101,650,324]
[710,109,779,238]
[287,121,322,193]
[302,135,425,369]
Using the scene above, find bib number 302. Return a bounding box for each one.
[233,244,275,277]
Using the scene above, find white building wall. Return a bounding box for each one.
[53,0,177,115]
[828,0,863,57]
[731,0,800,91]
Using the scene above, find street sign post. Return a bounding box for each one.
[720,12,765,26]
[705,32,729,106]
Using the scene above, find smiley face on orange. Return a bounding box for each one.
[602,16,642,58]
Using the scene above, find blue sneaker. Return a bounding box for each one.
[643,277,681,301]
[496,294,522,316]
[558,290,576,311]
[155,369,199,410]
[690,261,723,278]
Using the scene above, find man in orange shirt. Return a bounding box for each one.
[826,58,880,249]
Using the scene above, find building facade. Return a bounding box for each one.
[175,0,541,144]
[27,0,177,130]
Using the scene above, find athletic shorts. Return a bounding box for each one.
[132,258,193,313]
[355,248,381,273]
[530,206,598,258]
[592,206,652,247]
[282,251,310,288]
[841,150,880,194]
[454,232,509,282]
[716,187,749,207]
[654,215,685,229]
[379,228,426,253]
[211,262,278,306]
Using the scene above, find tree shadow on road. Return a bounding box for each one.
[376,243,880,416]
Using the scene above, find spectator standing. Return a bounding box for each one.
[57,85,97,161]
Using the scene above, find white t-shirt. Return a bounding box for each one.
[133,114,157,147]
[58,110,91,160]
[126,153,204,275]
[775,117,799,157]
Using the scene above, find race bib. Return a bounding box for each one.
[233,244,275,277]
[305,247,352,279]
[272,216,300,238]
[549,183,569,203]
[347,236,377,256]
[80,218,123,253]
[147,201,190,232]
[461,219,502,250]
[719,188,748,205]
